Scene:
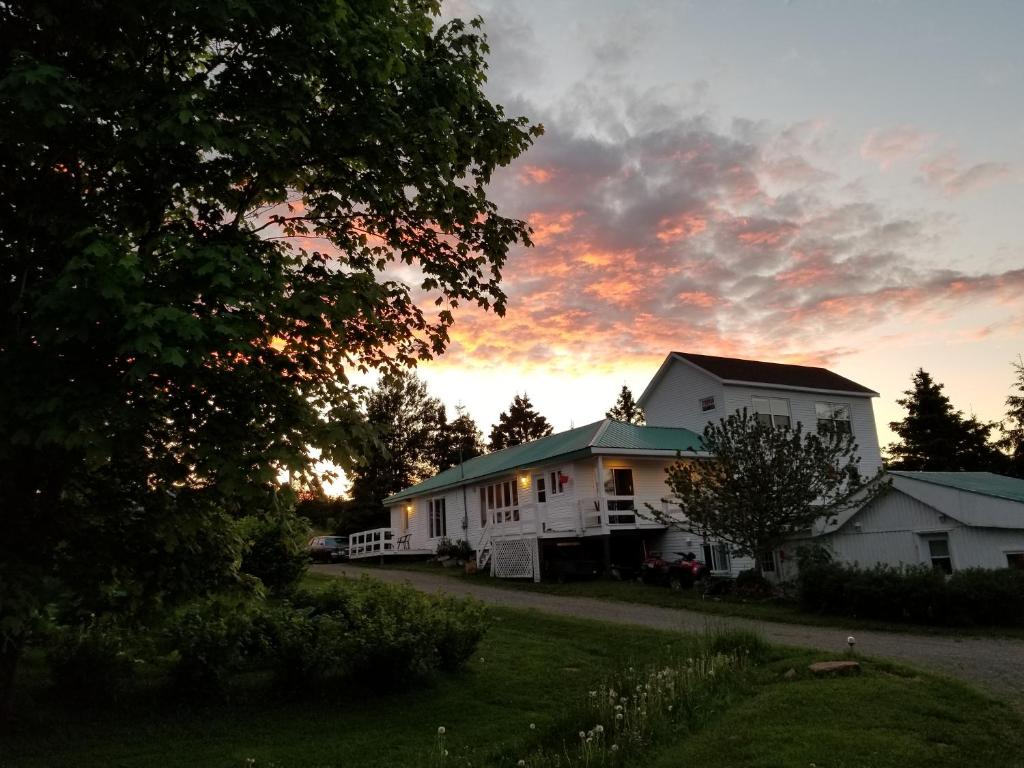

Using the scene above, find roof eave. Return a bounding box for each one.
[719,379,879,398]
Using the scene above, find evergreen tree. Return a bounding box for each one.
[349,373,442,520]
[431,404,486,471]
[886,369,1004,471]
[998,356,1024,478]
[488,394,554,451]
[606,384,646,425]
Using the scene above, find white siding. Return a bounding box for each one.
[389,487,466,552]
[892,475,1024,528]
[721,384,883,476]
[643,359,724,431]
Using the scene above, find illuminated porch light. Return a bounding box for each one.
[518,473,531,489]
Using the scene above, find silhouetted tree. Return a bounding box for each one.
[431,405,486,471]
[606,384,646,424]
[886,369,1004,471]
[998,356,1024,478]
[488,393,553,450]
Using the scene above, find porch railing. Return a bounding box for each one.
[348,527,396,557]
[576,498,677,531]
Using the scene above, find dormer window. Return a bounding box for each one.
[751,397,791,428]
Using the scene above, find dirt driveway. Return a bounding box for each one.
[314,564,1024,702]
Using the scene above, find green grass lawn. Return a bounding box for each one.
[344,560,1024,640]
[5,594,1023,768]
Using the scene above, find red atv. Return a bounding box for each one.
[640,552,708,590]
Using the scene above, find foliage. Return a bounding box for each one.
[238,510,310,594]
[605,385,645,425]
[46,616,140,702]
[886,369,1005,471]
[435,537,474,560]
[431,404,486,472]
[648,409,885,574]
[0,0,538,714]
[733,569,773,598]
[997,356,1024,478]
[797,560,1024,627]
[270,579,488,688]
[349,372,445,517]
[168,595,268,694]
[488,393,554,451]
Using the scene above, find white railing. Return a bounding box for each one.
[576,498,676,531]
[349,527,396,557]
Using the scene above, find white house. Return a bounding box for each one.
[350,351,886,580]
[638,351,883,476]
[348,419,752,580]
[774,472,1024,579]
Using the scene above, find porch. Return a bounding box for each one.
[347,527,434,560]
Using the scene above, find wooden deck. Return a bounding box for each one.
[347,527,433,560]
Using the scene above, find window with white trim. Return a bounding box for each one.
[486,478,519,524]
[702,543,731,573]
[548,469,568,496]
[479,488,487,527]
[925,535,952,574]
[603,467,635,512]
[751,397,791,429]
[428,498,446,539]
[816,401,852,435]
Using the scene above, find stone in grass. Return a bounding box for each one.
[809,661,860,676]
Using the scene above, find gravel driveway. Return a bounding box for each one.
[314,564,1024,702]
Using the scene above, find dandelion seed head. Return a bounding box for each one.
[437,726,446,735]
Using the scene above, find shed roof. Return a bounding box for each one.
[889,471,1024,504]
[383,419,704,504]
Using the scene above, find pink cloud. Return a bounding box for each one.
[920,151,1011,196]
[860,125,933,169]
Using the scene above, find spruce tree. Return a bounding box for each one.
[886,369,1003,471]
[998,356,1024,478]
[431,405,486,471]
[488,394,554,451]
[606,384,646,425]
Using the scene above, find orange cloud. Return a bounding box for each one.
[677,291,717,308]
[656,213,708,243]
[528,211,579,244]
[518,165,555,184]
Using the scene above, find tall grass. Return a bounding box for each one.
[429,629,765,767]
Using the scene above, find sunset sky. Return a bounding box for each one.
[348,2,1023,490]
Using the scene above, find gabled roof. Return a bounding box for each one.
[383,419,705,504]
[639,352,878,404]
[890,471,1024,504]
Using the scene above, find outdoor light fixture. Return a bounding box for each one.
[519,473,531,489]
[847,636,856,650]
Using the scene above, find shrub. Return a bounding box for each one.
[269,578,488,688]
[47,617,138,702]
[435,537,473,560]
[797,559,1024,627]
[238,510,310,593]
[167,596,268,694]
[734,569,773,598]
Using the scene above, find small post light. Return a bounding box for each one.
[847,636,856,651]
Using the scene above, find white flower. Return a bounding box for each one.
[579,731,586,739]
[611,744,619,752]
[594,725,604,734]
[616,713,623,720]
[437,726,446,735]
[529,723,536,730]
[518,761,525,767]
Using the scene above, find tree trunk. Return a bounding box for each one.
[0,635,23,724]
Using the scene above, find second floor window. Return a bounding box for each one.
[816,402,852,435]
[751,397,791,428]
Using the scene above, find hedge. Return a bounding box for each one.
[798,560,1024,627]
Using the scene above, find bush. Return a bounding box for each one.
[167,596,269,694]
[734,569,773,598]
[435,537,472,560]
[269,578,488,688]
[238,510,310,593]
[47,617,138,702]
[797,559,1024,627]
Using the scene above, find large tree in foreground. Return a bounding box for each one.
[886,369,1004,472]
[644,410,885,575]
[0,0,539,715]
[606,384,646,425]
[488,394,553,451]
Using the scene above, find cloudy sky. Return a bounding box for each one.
[406,1,1023,469]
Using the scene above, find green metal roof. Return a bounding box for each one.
[890,471,1024,504]
[383,420,705,504]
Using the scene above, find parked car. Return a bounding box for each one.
[640,552,707,590]
[309,535,349,563]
